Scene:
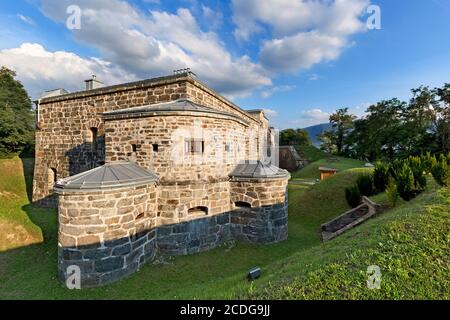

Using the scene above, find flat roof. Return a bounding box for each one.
[318,167,338,172]
[36,72,259,125]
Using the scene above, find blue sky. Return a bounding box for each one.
[1,0,449,129]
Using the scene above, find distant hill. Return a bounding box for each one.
[302,123,332,146]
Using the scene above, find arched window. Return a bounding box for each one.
[188,206,208,216]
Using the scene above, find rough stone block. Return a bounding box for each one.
[95,256,124,273]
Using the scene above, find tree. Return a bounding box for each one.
[280,128,311,146]
[323,84,449,162]
[329,108,356,154]
[318,108,355,155]
[0,66,35,157]
[317,130,336,154]
[404,86,439,155]
[347,99,407,161]
[435,84,450,154]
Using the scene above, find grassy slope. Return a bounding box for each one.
[292,157,366,180]
[1,158,447,299]
[244,180,450,299]
[0,158,43,251]
[295,145,327,163]
[0,158,364,299]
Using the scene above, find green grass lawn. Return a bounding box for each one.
[291,156,366,181]
[243,180,450,299]
[0,158,43,251]
[0,157,448,299]
[295,145,328,163]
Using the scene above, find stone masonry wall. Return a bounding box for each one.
[157,181,231,225]
[33,75,262,206]
[57,183,158,287]
[104,114,258,184]
[230,178,289,244]
[230,178,288,208]
[57,178,289,288]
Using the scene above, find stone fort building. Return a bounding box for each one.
[33,71,290,287]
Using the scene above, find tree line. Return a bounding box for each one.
[0,67,35,158]
[318,84,450,161]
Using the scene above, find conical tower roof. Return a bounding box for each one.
[54,162,158,192]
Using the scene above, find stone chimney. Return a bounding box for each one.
[84,75,104,90]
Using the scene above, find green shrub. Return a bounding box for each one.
[356,174,375,196]
[395,163,416,201]
[431,157,450,187]
[386,177,399,208]
[420,152,437,174]
[408,156,427,190]
[388,159,403,180]
[373,162,390,192]
[345,185,361,208]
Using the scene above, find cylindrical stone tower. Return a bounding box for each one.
[229,161,290,244]
[54,162,158,288]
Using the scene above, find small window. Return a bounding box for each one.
[90,127,98,156]
[235,201,251,208]
[188,206,208,215]
[152,144,159,152]
[132,144,137,153]
[185,139,204,154]
[224,144,230,152]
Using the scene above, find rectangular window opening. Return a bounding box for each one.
[185,139,204,154]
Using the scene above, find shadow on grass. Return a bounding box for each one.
[19,157,34,203]
[0,158,57,253]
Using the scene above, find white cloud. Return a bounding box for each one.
[4,0,373,102]
[289,108,331,128]
[260,31,346,73]
[201,5,223,30]
[232,0,370,73]
[232,0,369,40]
[309,74,319,81]
[261,85,296,98]
[17,14,35,26]
[38,0,271,98]
[0,43,136,98]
